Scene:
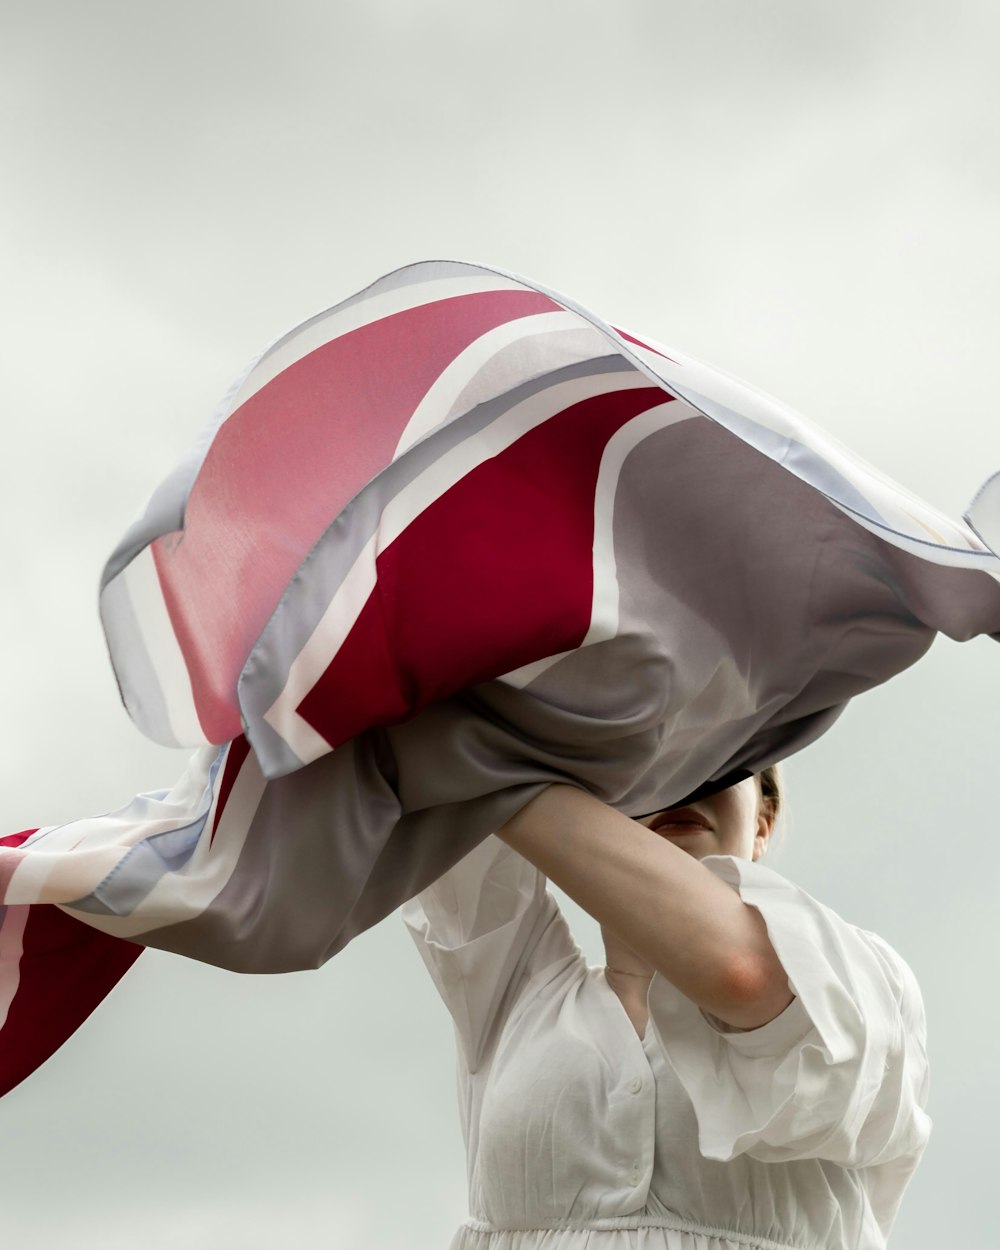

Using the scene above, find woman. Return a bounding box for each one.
[402,767,930,1250]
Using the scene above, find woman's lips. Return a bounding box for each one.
[650,807,712,835]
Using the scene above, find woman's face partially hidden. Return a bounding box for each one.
[637,779,772,862]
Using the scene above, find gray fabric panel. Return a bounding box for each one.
[136,717,578,972]
[100,462,195,587]
[98,574,177,748]
[663,382,891,529]
[136,733,402,971]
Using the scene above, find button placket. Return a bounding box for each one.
[597,969,656,1204]
[622,1069,650,1192]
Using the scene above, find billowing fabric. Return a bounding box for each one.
[0,260,997,1095]
[402,837,930,1250]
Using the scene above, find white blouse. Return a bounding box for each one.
[401,836,931,1250]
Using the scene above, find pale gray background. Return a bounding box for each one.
[1,2,997,1246]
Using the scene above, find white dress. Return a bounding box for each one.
[401,837,931,1250]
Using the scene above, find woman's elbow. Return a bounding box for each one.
[713,953,796,1031]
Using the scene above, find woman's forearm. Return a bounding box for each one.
[494,784,795,1030]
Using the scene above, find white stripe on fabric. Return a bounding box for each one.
[828,500,1000,580]
[3,749,220,905]
[391,311,615,460]
[0,905,29,1031]
[263,370,656,763]
[5,847,131,907]
[500,401,697,689]
[105,747,267,935]
[229,274,533,413]
[43,747,265,939]
[965,470,1000,550]
[119,548,205,746]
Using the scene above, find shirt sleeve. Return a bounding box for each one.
[400,834,583,1072]
[646,854,932,1173]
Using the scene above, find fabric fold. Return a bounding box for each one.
[2,259,995,1097]
[646,855,930,1238]
[401,835,582,1071]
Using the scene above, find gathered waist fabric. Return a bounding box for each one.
[454,1213,807,1250]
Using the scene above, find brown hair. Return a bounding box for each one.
[756,764,783,825]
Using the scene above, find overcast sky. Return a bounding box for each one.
[2,2,999,1246]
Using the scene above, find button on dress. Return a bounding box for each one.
[402,836,930,1250]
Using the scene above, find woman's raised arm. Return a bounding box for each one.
[494,783,795,1030]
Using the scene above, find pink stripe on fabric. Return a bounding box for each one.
[152,288,560,743]
[298,386,671,749]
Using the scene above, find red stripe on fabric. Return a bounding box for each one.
[0,831,37,896]
[613,327,678,364]
[210,735,251,846]
[298,386,671,748]
[0,905,141,1098]
[152,288,561,743]
[1,830,39,848]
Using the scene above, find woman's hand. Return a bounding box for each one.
[494,784,794,1030]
